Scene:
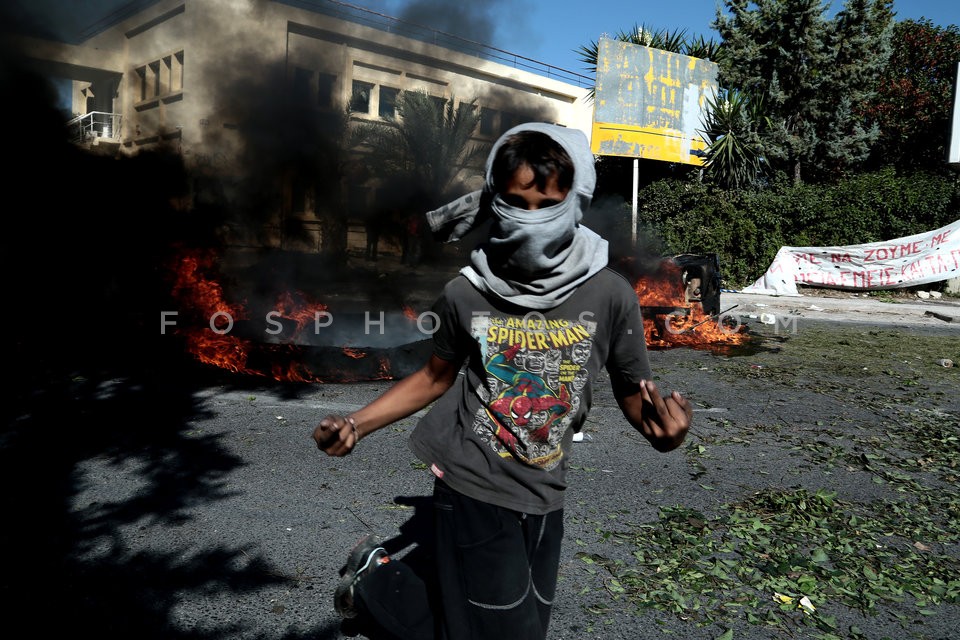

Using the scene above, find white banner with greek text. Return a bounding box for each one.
[742,219,960,296]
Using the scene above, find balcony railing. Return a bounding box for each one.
[67,111,123,143]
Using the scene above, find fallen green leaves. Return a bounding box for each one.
[579,487,959,633]
[575,323,959,636]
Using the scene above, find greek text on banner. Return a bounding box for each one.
[742,219,960,296]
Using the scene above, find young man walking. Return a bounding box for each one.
[313,122,692,639]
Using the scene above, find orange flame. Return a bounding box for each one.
[167,247,258,375]
[634,260,748,349]
[163,247,398,382]
[272,290,328,336]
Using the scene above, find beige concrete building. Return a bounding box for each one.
[12,0,593,255]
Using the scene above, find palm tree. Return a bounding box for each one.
[349,90,487,263]
[699,89,770,189]
[350,89,486,203]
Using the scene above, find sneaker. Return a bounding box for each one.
[334,535,390,619]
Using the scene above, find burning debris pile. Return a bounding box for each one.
[164,246,749,384]
[163,247,432,383]
[628,253,749,350]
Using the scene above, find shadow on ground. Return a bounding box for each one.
[3,336,347,638]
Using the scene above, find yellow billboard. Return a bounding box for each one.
[592,37,719,166]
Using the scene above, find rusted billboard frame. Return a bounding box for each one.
[591,37,718,245]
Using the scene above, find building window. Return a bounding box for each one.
[458,101,477,120]
[500,111,519,134]
[480,107,497,136]
[169,51,184,92]
[135,49,184,104]
[148,61,161,98]
[318,73,336,109]
[293,67,312,104]
[429,95,447,114]
[350,80,374,114]
[136,66,148,102]
[379,86,399,119]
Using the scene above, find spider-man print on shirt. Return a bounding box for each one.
[471,313,597,469]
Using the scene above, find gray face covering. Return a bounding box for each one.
[485,192,579,277]
[426,122,609,310]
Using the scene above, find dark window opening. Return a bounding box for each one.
[293,67,312,104]
[480,107,497,136]
[379,86,399,119]
[429,95,447,114]
[351,80,374,113]
[318,72,336,109]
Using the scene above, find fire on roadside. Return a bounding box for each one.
[164,248,747,382]
[633,259,748,349]
[164,246,399,382]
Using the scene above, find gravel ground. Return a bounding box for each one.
[3,258,959,640]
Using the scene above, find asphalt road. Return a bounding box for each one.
[3,281,958,640]
[720,287,960,330]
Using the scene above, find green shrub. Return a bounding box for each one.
[630,169,959,288]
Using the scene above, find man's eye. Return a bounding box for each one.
[502,195,528,208]
[540,200,561,208]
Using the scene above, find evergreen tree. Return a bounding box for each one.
[819,0,895,174]
[714,0,894,183]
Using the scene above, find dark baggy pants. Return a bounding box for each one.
[352,479,564,640]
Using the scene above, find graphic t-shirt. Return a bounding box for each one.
[408,267,652,515]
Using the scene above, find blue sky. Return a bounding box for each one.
[367,0,960,76]
[12,0,960,79]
